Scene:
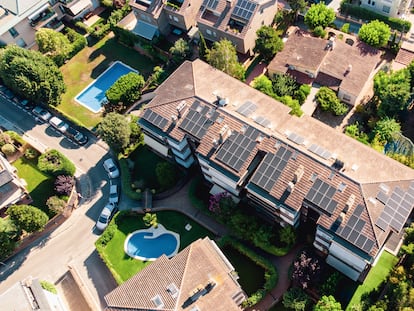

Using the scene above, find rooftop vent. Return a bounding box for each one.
[151,295,164,309]
[338,182,347,193]
[287,181,295,193]
[344,64,352,76]
[219,125,231,142]
[167,283,179,299]
[332,159,345,170]
[344,194,355,212]
[293,165,304,184]
[171,115,177,123]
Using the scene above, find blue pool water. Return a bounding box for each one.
[126,232,179,260]
[75,61,138,113]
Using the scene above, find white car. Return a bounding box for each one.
[49,116,69,133]
[103,158,120,178]
[109,184,119,204]
[32,106,52,122]
[96,203,116,231]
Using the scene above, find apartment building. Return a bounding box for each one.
[360,0,410,18]
[137,59,414,282]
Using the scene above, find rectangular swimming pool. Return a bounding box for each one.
[75,61,138,113]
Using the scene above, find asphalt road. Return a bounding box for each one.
[0,96,118,309]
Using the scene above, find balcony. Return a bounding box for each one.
[164,0,183,11]
[29,8,58,29]
[45,18,65,31]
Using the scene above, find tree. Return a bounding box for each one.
[281,95,303,117]
[35,28,71,66]
[1,143,15,156]
[54,175,75,196]
[105,72,145,108]
[358,20,391,48]
[314,295,342,311]
[279,225,296,246]
[315,87,348,116]
[207,39,246,80]
[198,31,209,61]
[143,213,158,228]
[38,149,76,176]
[0,218,19,260]
[373,117,401,142]
[0,45,66,106]
[254,26,284,61]
[295,84,311,104]
[283,287,310,311]
[147,66,165,89]
[97,112,131,152]
[272,73,298,97]
[292,251,320,289]
[304,3,335,30]
[252,75,274,97]
[169,38,191,63]
[46,196,67,215]
[155,162,176,189]
[287,0,307,21]
[374,69,411,117]
[7,205,49,233]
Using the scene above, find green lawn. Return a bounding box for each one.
[102,211,215,283]
[59,34,157,129]
[13,157,55,216]
[346,251,398,310]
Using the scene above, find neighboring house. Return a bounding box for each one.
[104,237,247,310]
[360,0,409,18]
[267,27,382,106]
[137,59,414,282]
[121,0,278,54]
[0,277,66,311]
[0,153,28,211]
[0,0,98,49]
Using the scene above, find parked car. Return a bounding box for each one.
[96,202,116,231]
[32,106,52,122]
[2,88,14,99]
[12,96,34,110]
[109,184,119,204]
[49,116,69,133]
[103,158,120,179]
[66,127,88,145]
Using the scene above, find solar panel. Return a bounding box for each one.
[232,0,257,22]
[237,101,257,117]
[142,109,168,129]
[215,132,257,171]
[179,101,217,139]
[254,115,271,128]
[250,146,292,192]
[287,132,305,145]
[244,126,260,140]
[305,178,338,215]
[376,191,388,204]
[308,143,332,160]
[375,184,414,233]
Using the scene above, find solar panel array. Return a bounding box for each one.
[179,101,218,139]
[254,115,271,128]
[142,109,168,130]
[203,0,219,10]
[287,132,305,145]
[250,146,293,192]
[308,143,332,160]
[375,181,414,233]
[232,0,257,21]
[215,132,256,171]
[237,101,257,117]
[305,178,338,215]
[336,204,375,253]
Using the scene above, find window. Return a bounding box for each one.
[342,94,351,102]
[8,27,19,38]
[173,16,179,22]
[169,14,172,19]
[372,1,375,5]
[382,5,390,13]
[16,38,26,47]
[206,29,212,35]
[213,31,216,37]
[367,0,370,4]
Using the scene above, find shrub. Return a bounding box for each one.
[38,149,76,176]
[95,215,118,248]
[313,26,326,38]
[46,196,67,215]
[292,251,321,289]
[74,21,93,34]
[1,143,15,156]
[155,162,176,189]
[24,147,39,159]
[340,23,350,34]
[0,132,12,147]
[40,280,57,294]
[315,87,348,116]
[54,175,75,196]
[6,130,25,146]
[65,28,87,58]
[7,204,49,233]
[281,95,303,117]
[295,84,311,105]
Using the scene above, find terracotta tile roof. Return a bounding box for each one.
[104,238,245,311]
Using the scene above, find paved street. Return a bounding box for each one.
[0,96,117,309]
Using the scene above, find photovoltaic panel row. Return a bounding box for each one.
[250,146,293,192]
[179,109,209,139]
[142,109,168,129]
[308,143,332,160]
[236,101,257,117]
[203,0,219,10]
[215,132,256,171]
[287,132,305,145]
[254,115,271,128]
[232,0,257,21]
[305,178,338,215]
[244,125,261,141]
[375,183,414,233]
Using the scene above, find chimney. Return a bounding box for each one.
[287,181,295,193]
[219,125,230,143]
[344,64,352,76]
[338,212,346,223]
[344,194,355,212]
[171,115,177,124]
[293,165,304,184]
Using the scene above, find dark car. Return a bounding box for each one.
[66,127,88,145]
[2,88,14,99]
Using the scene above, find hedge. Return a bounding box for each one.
[340,3,411,32]
[119,158,142,201]
[37,149,76,176]
[218,236,278,308]
[65,28,87,58]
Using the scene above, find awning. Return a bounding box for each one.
[28,3,50,20]
[69,0,92,16]
[133,20,158,40]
